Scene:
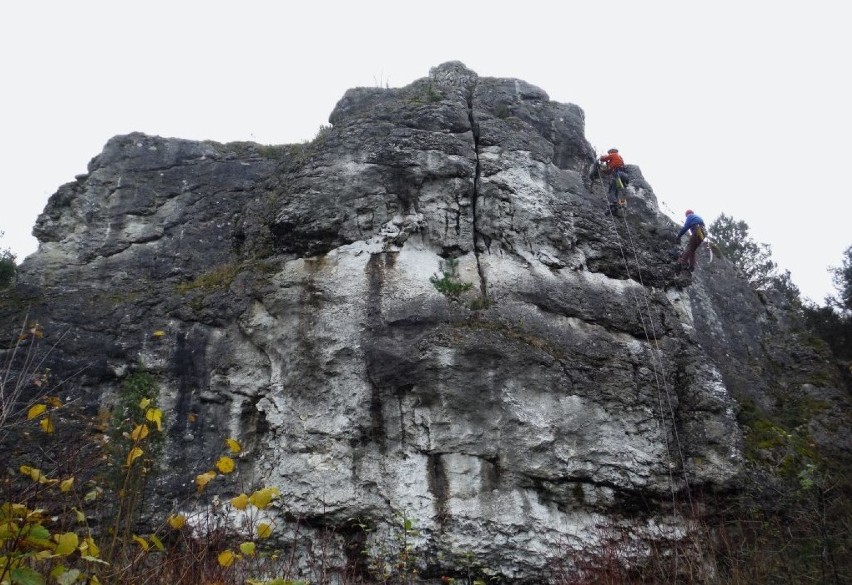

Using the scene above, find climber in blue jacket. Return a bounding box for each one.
[675,210,706,272]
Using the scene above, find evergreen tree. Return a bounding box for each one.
[0,231,16,288]
[708,213,777,290]
[802,245,852,359]
[829,244,852,313]
[768,268,802,308]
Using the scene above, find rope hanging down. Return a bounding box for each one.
[590,160,694,515]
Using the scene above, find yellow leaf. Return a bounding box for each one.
[139,398,151,410]
[27,404,47,420]
[60,478,74,493]
[20,465,42,482]
[145,408,163,431]
[82,536,100,557]
[152,330,166,338]
[217,549,236,567]
[25,508,47,521]
[239,541,256,556]
[72,508,86,523]
[126,446,144,467]
[167,514,186,529]
[55,532,79,556]
[225,438,242,453]
[33,549,53,560]
[3,502,28,517]
[248,487,280,509]
[90,575,103,584]
[215,456,235,474]
[132,534,149,552]
[130,424,150,441]
[257,522,273,539]
[230,493,249,510]
[149,534,165,551]
[47,396,63,408]
[40,416,54,434]
[195,471,217,492]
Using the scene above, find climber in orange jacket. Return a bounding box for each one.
[591,148,629,205]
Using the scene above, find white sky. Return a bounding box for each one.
[1,1,849,303]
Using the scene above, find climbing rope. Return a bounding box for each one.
[590,159,695,516]
[617,210,695,512]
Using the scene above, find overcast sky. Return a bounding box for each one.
[2,1,849,303]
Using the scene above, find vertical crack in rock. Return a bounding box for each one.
[427,453,450,528]
[168,328,208,468]
[364,253,388,453]
[465,87,488,300]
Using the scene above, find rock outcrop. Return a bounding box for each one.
[2,62,846,582]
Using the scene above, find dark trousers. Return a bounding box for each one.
[678,231,704,270]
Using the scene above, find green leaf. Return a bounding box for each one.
[11,567,46,585]
[26,524,50,541]
[239,541,256,556]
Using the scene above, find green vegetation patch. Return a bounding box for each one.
[177,263,242,295]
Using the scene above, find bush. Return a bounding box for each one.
[430,258,473,300]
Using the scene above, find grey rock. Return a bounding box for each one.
[1,62,846,583]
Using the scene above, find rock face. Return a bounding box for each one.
[2,62,845,582]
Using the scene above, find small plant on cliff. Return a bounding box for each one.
[360,511,421,585]
[177,263,242,295]
[469,295,491,311]
[406,82,443,105]
[430,258,473,300]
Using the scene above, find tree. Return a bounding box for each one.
[828,244,852,313]
[0,230,16,288]
[802,245,852,359]
[709,213,777,290]
[767,268,802,308]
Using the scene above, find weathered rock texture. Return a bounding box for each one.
[2,62,847,582]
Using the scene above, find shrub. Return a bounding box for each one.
[430,258,473,300]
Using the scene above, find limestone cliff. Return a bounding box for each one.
[2,62,847,583]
